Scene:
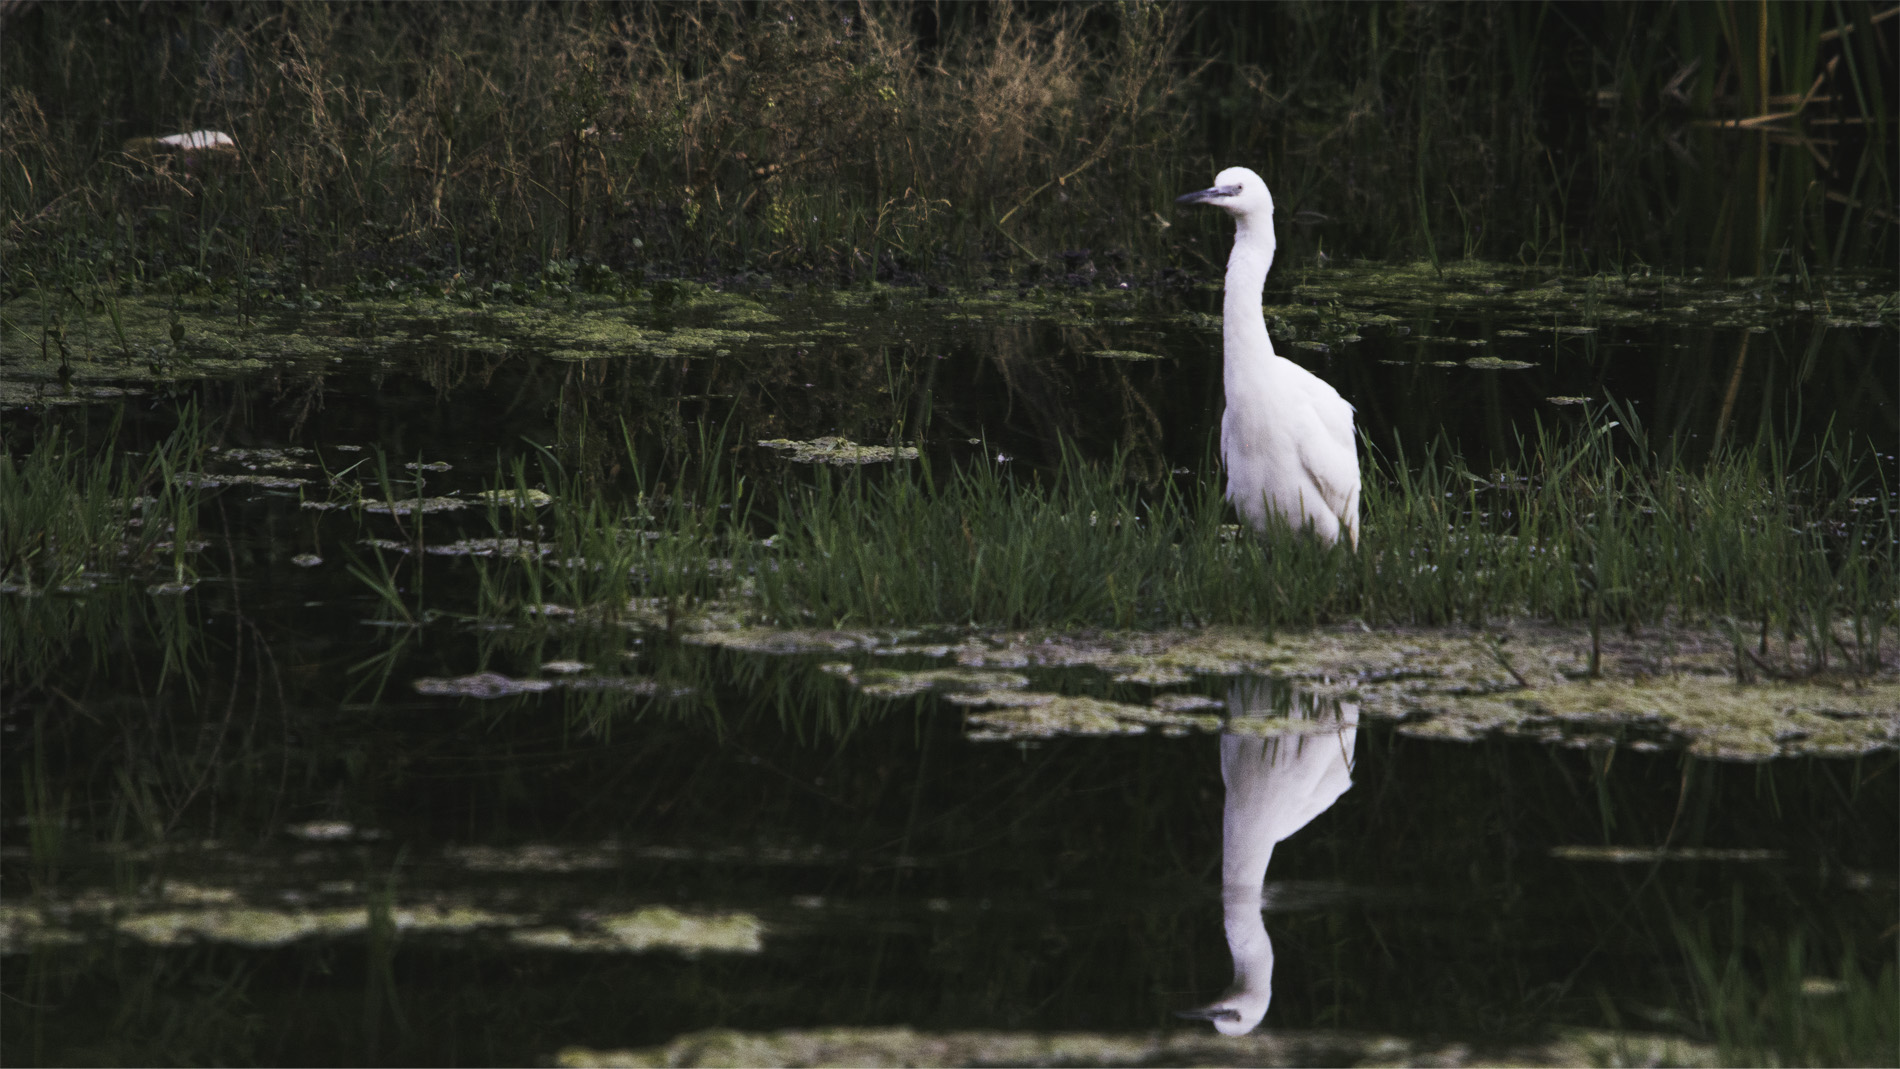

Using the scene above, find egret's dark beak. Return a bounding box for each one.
[1173,1005,1243,1023]
[1176,184,1239,205]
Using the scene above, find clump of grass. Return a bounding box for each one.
[465,406,1895,658]
[0,412,208,690]
[0,412,204,596]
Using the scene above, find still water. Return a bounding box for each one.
[3,264,1895,1065]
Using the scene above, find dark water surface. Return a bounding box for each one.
[3,268,1896,1065]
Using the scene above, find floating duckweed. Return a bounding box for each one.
[685,628,893,654]
[963,695,1153,739]
[426,537,550,558]
[757,437,920,465]
[175,472,310,490]
[412,670,679,699]
[0,904,85,953]
[118,906,368,947]
[414,672,557,698]
[1224,715,1361,737]
[361,495,469,515]
[1400,678,1900,760]
[511,907,763,956]
[1151,693,1225,713]
[554,1024,1719,1069]
[474,488,554,508]
[1546,396,1592,405]
[448,843,621,873]
[680,625,1897,757]
[1092,349,1167,361]
[848,666,1031,699]
[1465,356,1535,370]
[286,820,361,841]
[1110,666,1196,686]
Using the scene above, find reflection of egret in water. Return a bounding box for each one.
[1178,677,1359,1035]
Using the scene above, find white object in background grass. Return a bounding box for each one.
[1177,167,1361,547]
[156,130,236,151]
[1176,678,1359,1035]
[122,129,239,166]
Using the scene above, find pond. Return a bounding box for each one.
[3,263,1896,1066]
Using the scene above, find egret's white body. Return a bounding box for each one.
[1178,679,1359,1035]
[1178,167,1360,547]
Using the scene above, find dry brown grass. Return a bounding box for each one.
[1,2,1194,283]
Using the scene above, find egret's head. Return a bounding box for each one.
[1176,166,1274,220]
[1174,988,1270,1036]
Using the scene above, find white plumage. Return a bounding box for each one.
[1177,167,1361,547]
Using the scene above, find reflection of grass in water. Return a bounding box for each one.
[467,404,1893,665]
[1667,894,1898,1067]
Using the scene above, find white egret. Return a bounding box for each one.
[1177,678,1359,1035]
[1177,167,1360,547]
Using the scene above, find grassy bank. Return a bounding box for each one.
[3,2,1892,292]
[464,406,1895,667]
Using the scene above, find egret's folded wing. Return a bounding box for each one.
[1292,386,1361,522]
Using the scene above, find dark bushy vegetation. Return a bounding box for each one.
[3,1,1892,292]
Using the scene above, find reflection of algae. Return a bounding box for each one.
[702,624,1897,758]
[510,907,763,956]
[557,1025,1715,1068]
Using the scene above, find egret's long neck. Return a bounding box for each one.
[1222,216,1276,376]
